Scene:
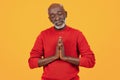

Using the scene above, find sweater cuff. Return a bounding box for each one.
[79,57,89,67]
[28,58,39,69]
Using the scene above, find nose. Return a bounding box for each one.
[55,15,60,21]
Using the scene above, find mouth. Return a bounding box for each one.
[55,21,63,26]
[54,20,64,26]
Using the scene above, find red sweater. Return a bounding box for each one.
[28,25,95,80]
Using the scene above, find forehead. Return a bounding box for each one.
[48,6,64,14]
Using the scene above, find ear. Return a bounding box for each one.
[48,11,52,22]
[64,11,67,18]
[48,16,52,23]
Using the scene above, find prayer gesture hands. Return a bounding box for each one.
[55,36,66,60]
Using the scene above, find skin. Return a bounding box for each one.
[38,3,79,67]
[48,4,67,27]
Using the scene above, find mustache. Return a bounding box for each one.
[54,19,65,24]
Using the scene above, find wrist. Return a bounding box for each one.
[54,55,59,60]
[61,56,67,61]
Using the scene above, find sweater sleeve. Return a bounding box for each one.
[28,32,44,69]
[77,32,95,68]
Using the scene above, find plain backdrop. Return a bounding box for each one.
[0,0,120,80]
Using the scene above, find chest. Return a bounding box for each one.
[42,30,78,57]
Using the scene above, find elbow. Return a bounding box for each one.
[28,60,36,69]
[89,57,96,68]
[88,61,95,68]
[87,58,96,68]
[29,65,35,69]
[28,63,36,69]
[80,58,96,68]
[28,58,39,69]
[80,53,96,68]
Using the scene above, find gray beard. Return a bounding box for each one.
[54,20,66,29]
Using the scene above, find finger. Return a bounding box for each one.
[58,37,62,43]
[60,51,62,58]
[58,42,61,47]
[59,36,62,39]
[58,39,62,47]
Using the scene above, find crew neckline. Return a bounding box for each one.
[51,25,69,32]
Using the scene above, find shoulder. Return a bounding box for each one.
[42,27,53,33]
[39,26,53,34]
[67,25,86,40]
[37,26,53,38]
[67,25,82,34]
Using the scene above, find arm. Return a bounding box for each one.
[28,34,60,69]
[28,33,44,69]
[77,32,95,68]
[59,32,95,67]
[29,51,58,68]
[61,56,79,66]
[38,56,57,67]
[38,44,60,67]
[59,37,79,66]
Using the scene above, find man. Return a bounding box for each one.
[28,3,95,80]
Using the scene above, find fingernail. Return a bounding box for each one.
[59,36,62,38]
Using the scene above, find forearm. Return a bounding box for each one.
[38,56,58,67]
[80,54,95,68]
[62,56,79,66]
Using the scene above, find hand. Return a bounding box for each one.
[55,36,66,60]
[54,37,79,66]
[55,36,62,59]
[59,37,66,60]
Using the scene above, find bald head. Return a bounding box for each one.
[48,3,65,13]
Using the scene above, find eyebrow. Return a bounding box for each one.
[49,11,63,14]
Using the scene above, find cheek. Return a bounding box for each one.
[60,15,66,20]
[51,19,55,23]
[49,18,55,23]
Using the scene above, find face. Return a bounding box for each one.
[48,6,67,27]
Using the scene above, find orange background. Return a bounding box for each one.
[0,0,120,80]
